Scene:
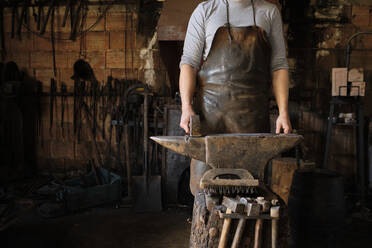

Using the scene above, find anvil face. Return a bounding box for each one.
[150,133,303,180]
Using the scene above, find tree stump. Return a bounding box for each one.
[189,191,289,248]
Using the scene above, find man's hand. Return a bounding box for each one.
[276,114,292,134]
[179,64,197,134]
[180,105,195,134]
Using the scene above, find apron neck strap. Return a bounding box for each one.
[251,0,257,27]
[225,0,233,42]
[225,0,257,42]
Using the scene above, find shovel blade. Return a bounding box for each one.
[133,176,162,212]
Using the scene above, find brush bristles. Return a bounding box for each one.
[203,186,258,196]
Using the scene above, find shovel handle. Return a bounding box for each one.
[143,93,149,188]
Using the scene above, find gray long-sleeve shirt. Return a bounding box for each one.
[180,0,288,72]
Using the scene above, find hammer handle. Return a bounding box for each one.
[272,219,278,248]
[218,208,232,248]
[231,218,246,248]
[254,219,263,248]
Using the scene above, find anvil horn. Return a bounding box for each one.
[150,136,206,162]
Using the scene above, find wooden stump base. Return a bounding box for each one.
[189,191,288,248]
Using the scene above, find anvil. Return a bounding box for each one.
[151,133,303,180]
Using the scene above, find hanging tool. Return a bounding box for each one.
[124,9,127,78]
[49,78,57,135]
[70,0,82,41]
[133,88,162,212]
[124,123,132,198]
[32,4,37,23]
[73,79,78,135]
[130,12,134,72]
[152,106,159,172]
[37,0,43,31]
[78,0,88,58]
[40,0,55,35]
[107,85,114,154]
[11,2,18,39]
[62,0,72,27]
[113,107,125,177]
[0,3,6,60]
[60,83,67,137]
[81,101,105,167]
[50,5,57,77]
[90,159,102,185]
[16,0,28,39]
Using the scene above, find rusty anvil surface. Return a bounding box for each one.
[151,133,303,180]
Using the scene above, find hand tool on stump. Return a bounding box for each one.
[231,215,246,248]
[231,197,250,248]
[253,219,263,248]
[270,206,280,248]
[253,197,270,248]
[133,91,162,212]
[219,197,246,248]
[218,207,232,248]
[218,196,245,248]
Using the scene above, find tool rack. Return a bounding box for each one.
[323,31,372,209]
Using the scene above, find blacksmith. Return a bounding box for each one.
[179,0,292,195]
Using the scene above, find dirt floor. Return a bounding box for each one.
[0,207,192,248]
[2,204,372,248]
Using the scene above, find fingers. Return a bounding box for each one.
[180,107,195,134]
[180,118,190,134]
[275,123,281,134]
[283,124,291,134]
[276,117,292,134]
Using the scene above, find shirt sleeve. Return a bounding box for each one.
[269,7,289,72]
[179,4,206,70]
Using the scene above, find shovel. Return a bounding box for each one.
[133,92,162,212]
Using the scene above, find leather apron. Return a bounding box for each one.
[190,0,272,195]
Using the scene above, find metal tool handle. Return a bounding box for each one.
[143,93,149,187]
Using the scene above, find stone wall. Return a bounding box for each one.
[0,1,167,177]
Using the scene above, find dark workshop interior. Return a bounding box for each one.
[1,0,372,247]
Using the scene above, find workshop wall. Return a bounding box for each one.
[284,0,372,185]
[2,0,372,184]
[2,3,167,91]
[0,1,168,178]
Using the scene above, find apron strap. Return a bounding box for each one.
[225,0,233,43]
[251,0,257,27]
[225,0,257,42]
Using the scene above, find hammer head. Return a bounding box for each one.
[150,133,303,180]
